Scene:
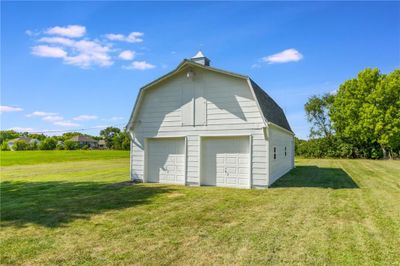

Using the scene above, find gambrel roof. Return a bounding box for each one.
[126,59,293,134]
[250,79,293,133]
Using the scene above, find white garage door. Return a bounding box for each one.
[201,136,250,188]
[147,138,185,184]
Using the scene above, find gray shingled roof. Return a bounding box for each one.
[250,79,293,133]
[69,135,97,143]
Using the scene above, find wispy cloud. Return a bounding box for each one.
[262,48,303,64]
[123,61,155,70]
[25,30,40,37]
[118,50,135,60]
[8,127,34,132]
[42,115,64,122]
[45,25,86,38]
[0,105,23,113]
[53,121,80,127]
[26,111,58,117]
[72,115,98,121]
[103,116,124,121]
[94,125,110,129]
[105,32,144,43]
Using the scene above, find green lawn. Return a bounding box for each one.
[1,152,399,265]
[0,150,129,166]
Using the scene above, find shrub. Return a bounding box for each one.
[12,140,29,151]
[39,138,57,150]
[56,143,64,150]
[1,142,10,151]
[64,140,79,150]
[28,142,39,150]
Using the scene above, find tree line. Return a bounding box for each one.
[0,127,130,151]
[297,68,399,159]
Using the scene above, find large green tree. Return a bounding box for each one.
[361,70,400,158]
[0,130,20,144]
[330,68,400,158]
[304,93,334,139]
[100,127,121,148]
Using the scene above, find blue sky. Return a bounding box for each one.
[1,2,399,139]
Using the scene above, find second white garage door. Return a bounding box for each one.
[201,136,250,188]
[147,138,185,184]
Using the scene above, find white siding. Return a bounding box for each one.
[130,67,269,187]
[268,125,294,186]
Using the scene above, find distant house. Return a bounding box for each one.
[8,137,40,150]
[68,135,98,148]
[98,139,106,149]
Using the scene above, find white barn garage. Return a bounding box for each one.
[126,52,294,188]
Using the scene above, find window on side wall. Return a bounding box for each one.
[285,146,287,156]
[274,147,276,160]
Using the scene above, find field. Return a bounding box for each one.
[1,151,399,265]
[0,150,129,166]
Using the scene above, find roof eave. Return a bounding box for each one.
[268,122,295,135]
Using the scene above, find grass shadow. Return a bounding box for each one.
[271,166,359,189]
[0,181,173,228]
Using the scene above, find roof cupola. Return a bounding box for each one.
[190,51,210,66]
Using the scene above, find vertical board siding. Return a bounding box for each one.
[130,67,269,187]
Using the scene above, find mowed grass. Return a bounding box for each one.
[1,152,399,265]
[0,150,129,166]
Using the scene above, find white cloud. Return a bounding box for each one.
[46,25,86,38]
[64,40,113,68]
[8,127,34,132]
[118,50,135,60]
[42,115,64,122]
[262,49,303,64]
[31,45,67,58]
[37,37,113,68]
[26,111,58,117]
[72,115,98,121]
[39,36,75,46]
[0,105,23,113]
[105,32,143,43]
[25,30,39,37]
[53,121,80,127]
[94,125,109,129]
[29,26,151,69]
[123,61,155,70]
[329,89,337,95]
[102,116,124,122]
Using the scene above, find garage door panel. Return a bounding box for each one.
[202,136,250,188]
[238,168,249,174]
[147,138,185,184]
